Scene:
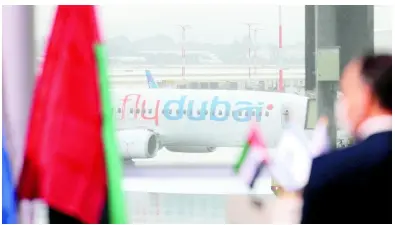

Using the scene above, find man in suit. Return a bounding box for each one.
[301,53,392,223]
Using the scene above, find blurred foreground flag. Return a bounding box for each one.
[269,128,312,191]
[233,124,269,188]
[269,118,329,192]
[17,6,126,223]
[2,132,18,224]
[309,117,330,158]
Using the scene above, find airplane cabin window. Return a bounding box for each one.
[183,109,187,115]
[129,108,133,114]
[148,109,152,114]
[169,109,172,114]
[142,109,146,114]
[251,111,255,116]
[219,110,223,116]
[197,110,200,115]
[117,108,121,113]
[176,109,180,115]
[136,109,140,114]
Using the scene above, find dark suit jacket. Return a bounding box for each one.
[301,131,392,224]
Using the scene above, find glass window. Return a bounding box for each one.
[34,5,389,224]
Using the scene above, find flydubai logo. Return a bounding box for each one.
[117,94,274,126]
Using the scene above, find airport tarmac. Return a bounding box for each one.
[30,178,274,224]
[29,148,276,224]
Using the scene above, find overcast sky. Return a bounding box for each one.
[35,5,392,45]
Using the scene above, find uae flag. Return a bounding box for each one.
[233,124,268,189]
[17,6,126,224]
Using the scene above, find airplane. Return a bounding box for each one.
[140,69,350,153]
[112,88,311,160]
[145,69,159,88]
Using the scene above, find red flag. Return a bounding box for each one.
[18,6,107,223]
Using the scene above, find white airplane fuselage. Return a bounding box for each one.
[113,89,309,150]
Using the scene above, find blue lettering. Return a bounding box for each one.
[254,102,264,122]
[233,101,253,122]
[210,96,231,121]
[232,102,264,122]
[161,95,268,123]
[163,96,186,120]
[187,100,209,121]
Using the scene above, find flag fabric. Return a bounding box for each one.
[268,119,329,193]
[3,7,36,224]
[309,117,330,158]
[2,5,35,185]
[233,124,269,188]
[268,128,312,191]
[96,35,127,224]
[17,6,126,224]
[2,131,18,224]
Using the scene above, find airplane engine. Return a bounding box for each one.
[166,146,216,153]
[117,130,160,159]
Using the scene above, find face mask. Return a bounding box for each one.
[336,93,371,140]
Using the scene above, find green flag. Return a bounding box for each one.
[95,44,127,224]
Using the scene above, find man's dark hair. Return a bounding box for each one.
[360,51,392,111]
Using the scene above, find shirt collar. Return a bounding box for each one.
[357,115,392,140]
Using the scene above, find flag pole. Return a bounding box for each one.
[2,5,36,224]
